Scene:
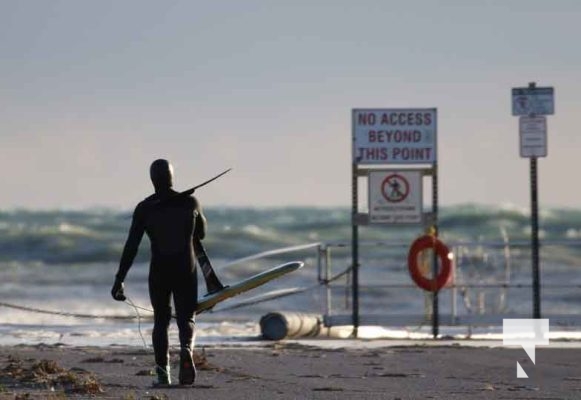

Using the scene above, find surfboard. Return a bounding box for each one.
[195,261,304,314]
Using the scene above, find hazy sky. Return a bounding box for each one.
[1,0,579,209]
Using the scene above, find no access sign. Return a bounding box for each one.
[368,170,422,224]
[353,108,437,165]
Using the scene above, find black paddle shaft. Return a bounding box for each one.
[193,238,226,295]
[181,168,232,197]
[148,168,233,208]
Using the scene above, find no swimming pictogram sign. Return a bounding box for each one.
[381,174,409,203]
[368,170,422,224]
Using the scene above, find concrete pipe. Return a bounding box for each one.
[260,312,322,340]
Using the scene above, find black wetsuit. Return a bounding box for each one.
[115,189,206,367]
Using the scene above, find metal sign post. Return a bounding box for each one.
[530,156,540,318]
[351,162,360,337]
[512,81,554,319]
[431,168,439,337]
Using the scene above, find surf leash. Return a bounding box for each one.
[125,296,148,348]
[0,301,140,320]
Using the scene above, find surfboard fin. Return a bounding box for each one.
[204,285,230,297]
[194,238,226,294]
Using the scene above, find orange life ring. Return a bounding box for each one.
[407,235,452,292]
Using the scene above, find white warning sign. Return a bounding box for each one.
[368,170,422,224]
[353,108,437,165]
[519,116,547,158]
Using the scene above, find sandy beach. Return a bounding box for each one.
[1,340,580,399]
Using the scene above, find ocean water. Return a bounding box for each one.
[1,205,581,346]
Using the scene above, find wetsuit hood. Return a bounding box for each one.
[150,159,174,192]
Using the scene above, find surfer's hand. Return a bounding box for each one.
[111,278,126,301]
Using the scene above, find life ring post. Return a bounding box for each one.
[408,235,453,292]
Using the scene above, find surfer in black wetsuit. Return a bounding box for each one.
[111,159,206,386]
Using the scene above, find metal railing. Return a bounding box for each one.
[317,237,581,329]
[203,236,581,330]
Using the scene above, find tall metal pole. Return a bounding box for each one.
[527,81,541,319]
[351,163,360,337]
[530,156,541,318]
[432,165,439,338]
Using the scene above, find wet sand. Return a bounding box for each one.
[1,341,580,399]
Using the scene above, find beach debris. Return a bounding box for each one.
[136,369,154,376]
[298,374,325,378]
[81,357,105,363]
[81,356,124,363]
[370,372,425,378]
[0,355,103,396]
[148,394,169,400]
[482,383,495,391]
[193,351,221,372]
[312,387,344,392]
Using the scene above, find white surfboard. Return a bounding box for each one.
[195,261,304,314]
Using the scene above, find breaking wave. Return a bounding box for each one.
[0,205,580,265]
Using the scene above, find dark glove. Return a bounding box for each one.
[111,278,126,301]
